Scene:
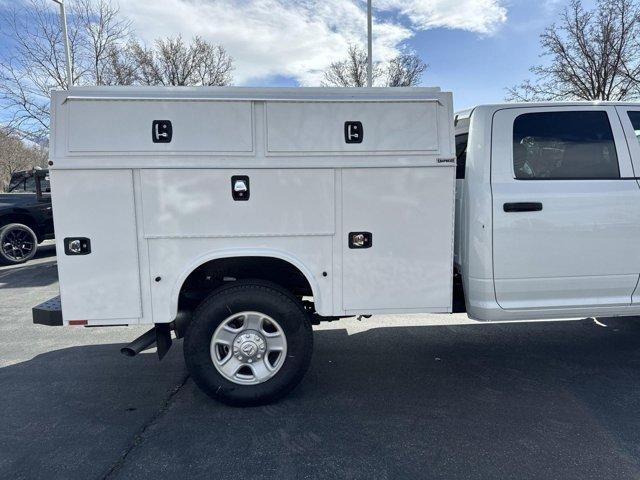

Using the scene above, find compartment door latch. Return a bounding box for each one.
[344,121,363,144]
[232,176,250,201]
[349,232,372,249]
[152,120,172,143]
[64,237,91,255]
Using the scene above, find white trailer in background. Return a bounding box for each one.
[33,87,640,405]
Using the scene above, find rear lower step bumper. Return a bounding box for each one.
[32,296,173,359]
[32,296,63,326]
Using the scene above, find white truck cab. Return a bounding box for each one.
[455,103,640,322]
[31,88,640,405]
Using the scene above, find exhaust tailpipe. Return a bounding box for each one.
[121,328,157,357]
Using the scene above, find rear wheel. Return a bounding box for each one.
[184,280,313,406]
[0,223,38,265]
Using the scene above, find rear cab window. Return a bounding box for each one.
[513,111,620,180]
[627,111,640,144]
[7,178,25,192]
[455,133,468,179]
[7,171,40,193]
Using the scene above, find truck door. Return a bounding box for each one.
[616,106,640,304]
[491,106,640,311]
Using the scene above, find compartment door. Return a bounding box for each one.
[52,170,141,322]
[342,167,455,312]
[266,101,441,155]
[67,100,253,155]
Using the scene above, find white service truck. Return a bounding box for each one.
[32,86,640,405]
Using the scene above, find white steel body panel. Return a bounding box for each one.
[266,101,441,154]
[149,237,333,321]
[50,87,456,326]
[140,169,335,238]
[67,100,253,155]
[341,167,454,312]
[51,169,141,323]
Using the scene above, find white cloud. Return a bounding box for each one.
[117,0,508,85]
[375,0,508,35]
[118,0,410,85]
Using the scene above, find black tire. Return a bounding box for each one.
[184,280,313,406]
[0,223,38,265]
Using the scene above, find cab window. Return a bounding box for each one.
[7,177,25,192]
[513,111,619,180]
[24,176,36,192]
[455,133,468,180]
[7,174,37,193]
[627,111,640,143]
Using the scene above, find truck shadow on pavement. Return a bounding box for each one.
[0,260,58,288]
[0,244,58,289]
[2,318,640,480]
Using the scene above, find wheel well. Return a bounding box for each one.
[177,257,314,312]
[0,214,41,241]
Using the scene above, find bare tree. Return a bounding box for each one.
[322,45,381,87]
[386,54,428,87]
[193,40,234,87]
[75,0,133,86]
[322,44,427,87]
[0,128,48,191]
[105,42,139,86]
[508,0,640,101]
[0,0,132,141]
[130,36,234,87]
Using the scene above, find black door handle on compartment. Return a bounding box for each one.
[503,202,543,212]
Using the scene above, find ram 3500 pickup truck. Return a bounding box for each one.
[32,87,640,405]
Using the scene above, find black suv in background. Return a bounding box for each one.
[0,169,54,264]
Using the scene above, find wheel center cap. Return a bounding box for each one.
[233,330,266,361]
[241,342,258,356]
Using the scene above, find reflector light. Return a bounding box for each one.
[69,320,88,326]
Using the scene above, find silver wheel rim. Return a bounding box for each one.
[210,311,288,385]
[1,227,35,262]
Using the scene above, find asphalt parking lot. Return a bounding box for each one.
[2,246,640,479]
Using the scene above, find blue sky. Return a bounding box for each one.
[0,0,596,110]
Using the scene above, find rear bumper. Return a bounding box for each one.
[32,296,63,326]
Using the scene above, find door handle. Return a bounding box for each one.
[503,202,543,212]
